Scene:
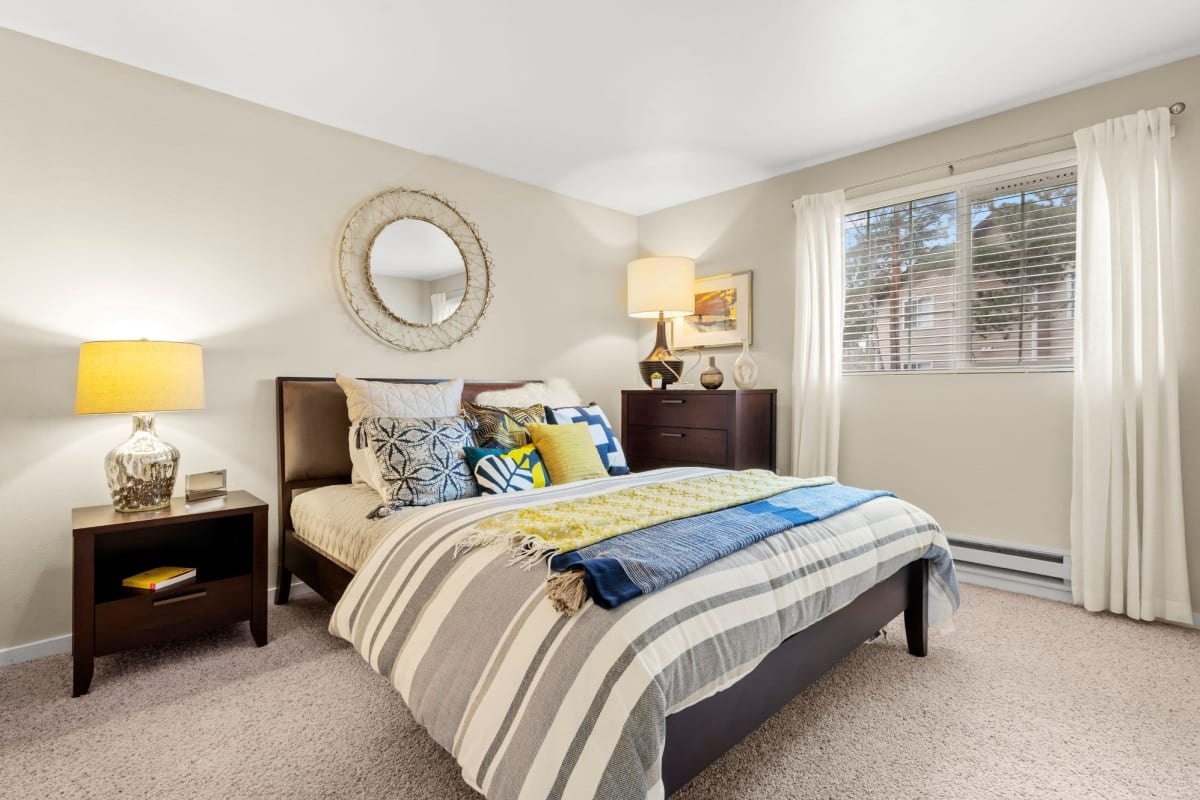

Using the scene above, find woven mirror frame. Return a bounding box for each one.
[339,188,494,351]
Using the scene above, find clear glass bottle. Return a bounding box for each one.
[733,341,759,389]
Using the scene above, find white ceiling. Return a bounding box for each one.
[3,1,1200,215]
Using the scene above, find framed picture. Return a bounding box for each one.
[672,270,753,349]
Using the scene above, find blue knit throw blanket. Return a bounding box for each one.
[547,483,893,613]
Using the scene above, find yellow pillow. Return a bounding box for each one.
[527,422,608,484]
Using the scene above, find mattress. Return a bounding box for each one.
[290,483,416,571]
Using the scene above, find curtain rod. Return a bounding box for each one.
[844,101,1186,196]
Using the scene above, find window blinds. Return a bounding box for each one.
[842,167,1077,373]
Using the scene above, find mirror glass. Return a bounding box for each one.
[369,219,467,324]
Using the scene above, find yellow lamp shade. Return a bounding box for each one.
[75,340,205,415]
[626,256,695,319]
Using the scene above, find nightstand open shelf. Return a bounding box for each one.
[72,490,268,697]
[92,516,255,604]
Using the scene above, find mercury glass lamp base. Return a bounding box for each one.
[105,413,180,512]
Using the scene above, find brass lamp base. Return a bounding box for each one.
[638,313,683,387]
[105,413,179,512]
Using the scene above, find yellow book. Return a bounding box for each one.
[122,566,196,591]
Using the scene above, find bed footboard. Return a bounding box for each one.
[661,558,928,796]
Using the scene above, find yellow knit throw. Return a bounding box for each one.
[455,469,833,566]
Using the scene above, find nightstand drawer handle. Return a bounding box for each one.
[660,432,685,438]
[660,399,685,404]
[152,590,207,607]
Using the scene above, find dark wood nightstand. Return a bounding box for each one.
[621,389,777,472]
[71,490,268,697]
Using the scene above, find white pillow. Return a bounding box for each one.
[474,378,582,408]
[335,375,465,492]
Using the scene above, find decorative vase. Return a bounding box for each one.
[699,356,724,390]
[733,341,759,389]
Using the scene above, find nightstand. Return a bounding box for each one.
[71,490,268,697]
[621,389,777,472]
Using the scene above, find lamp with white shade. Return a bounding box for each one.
[627,256,695,387]
[75,340,205,512]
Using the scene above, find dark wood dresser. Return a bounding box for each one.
[621,389,776,472]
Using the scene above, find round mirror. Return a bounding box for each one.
[339,188,493,351]
[369,220,466,325]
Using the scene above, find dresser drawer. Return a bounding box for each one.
[624,425,729,467]
[624,392,732,430]
[94,575,251,655]
[621,389,776,473]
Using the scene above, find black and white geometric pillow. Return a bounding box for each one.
[359,416,478,510]
[470,445,550,495]
[474,454,536,494]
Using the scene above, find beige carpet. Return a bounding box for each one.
[2,584,1197,800]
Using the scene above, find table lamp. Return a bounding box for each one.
[75,340,205,512]
[627,256,695,387]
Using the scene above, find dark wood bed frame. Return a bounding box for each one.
[274,376,929,796]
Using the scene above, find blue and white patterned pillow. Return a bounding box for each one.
[359,416,478,511]
[465,444,551,495]
[545,405,629,476]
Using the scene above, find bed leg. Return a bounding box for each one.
[275,561,292,605]
[904,559,928,657]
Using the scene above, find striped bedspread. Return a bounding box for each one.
[329,467,958,800]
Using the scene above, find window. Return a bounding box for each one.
[903,295,934,330]
[843,160,1077,374]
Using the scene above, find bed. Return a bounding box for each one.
[274,376,956,798]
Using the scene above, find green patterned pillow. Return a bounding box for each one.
[461,401,546,449]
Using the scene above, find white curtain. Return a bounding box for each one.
[1071,108,1192,624]
[791,189,846,477]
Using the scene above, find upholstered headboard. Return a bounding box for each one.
[275,377,527,531]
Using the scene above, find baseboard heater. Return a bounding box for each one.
[945,533,1072,603]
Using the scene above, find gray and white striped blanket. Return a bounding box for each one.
[330,467,958,800]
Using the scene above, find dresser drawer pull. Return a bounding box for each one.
[660,399,685,404]
[660,432,685,438]
[152,590,207,607]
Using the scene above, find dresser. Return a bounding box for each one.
[620,389,776,472]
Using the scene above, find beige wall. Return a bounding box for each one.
[0,30,639,651]
[638,56,1200,614]
[4,30,1199,654]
